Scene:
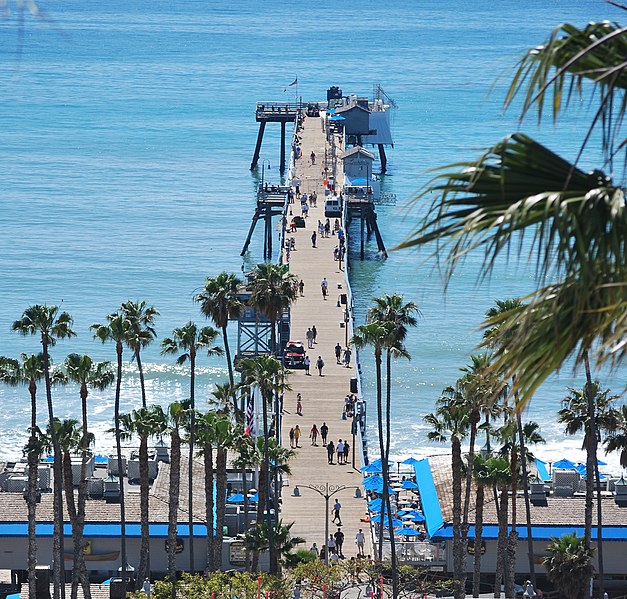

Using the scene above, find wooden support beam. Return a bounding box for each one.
[280,121,286,173]
[360,204,365,260]
[378,144,387,173]
[365,208,387,257]
[241,208,261,256]
[250,121,266,170]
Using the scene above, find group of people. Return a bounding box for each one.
[305,325,318,348]
[343,393,358,418]
[309,527,366,561]
[288,424,301,448]
[326,438,351,465]
[334,343,352,367]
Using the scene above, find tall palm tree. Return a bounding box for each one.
[91,311,131,580]
[605,405,627,468]
[64,354,114,599]
[425,396,469,599]
[397,22,627,403]
[558,381,619,594]
[195,272,244,406]
[543,532,595,599]
[487,455,512,599]
[248,263,298,355]
[0,353,45,598]
[118,405,166,584]
[239,355,291,573]
[470,454,491,598]
[161,322,223,572]
[120,300,159,409]
[13,305,75,599]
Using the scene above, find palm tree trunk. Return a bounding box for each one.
[595,458,604,599]
[27,382,38,599]
[188,352,196,573]
[374,349,385,561]
[517,411,536,587]
[452,437,465,599]
[384,351,398,599]
[114,343,128,585]
[77,385,91,599]
[221,323,238,417]
[137,432,150,586]
[261,388,275,572]
[136,350,147,409]
[63,451,80,599]
[463,414,479,541]
[252,462,267,572]
[506,439,518,598]
[42,340,65,599]
[168,430,181,597]
[493,486,508,598]
[215,445,228,570]
[204,442,215,571]
[472,484,484,598]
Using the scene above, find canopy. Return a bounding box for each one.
[401,480,419,490]
[402,457,421,466]
[368,498,383,511]
[349,178,369,185]
[361,463,381,473]
[370,458,394,469]
[370,483,397,495]
[227,493,258,503]
[329,115,345,121]
[362,475,384,489]
[395,527,421,536]
[553,458,576,470]
[408,511,426,522]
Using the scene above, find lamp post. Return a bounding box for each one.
[297,483,358,566]
[343,308,350,348]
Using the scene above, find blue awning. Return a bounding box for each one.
[0,522,212,538]
[535,458,551,482]
[433,524,627,541]
[413,459,444,537]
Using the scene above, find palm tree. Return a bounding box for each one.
[248,263,298,355]
[13,305,76,599]
[605,405,627,468]
[425,396,469,599]
[118,405,166,584]
[195,272,244,407]
[471,454,490,598]
[544,532,595,599]
[239,355,291,573]
[558,381,619,593]
[397,22,627,404]
[91,311,131,580]
[244,520,305,573]
[64,354,114,599]
[161,322,223,572]
[486,455,511,599]
[120,300,159,409]
[0,353,45,598]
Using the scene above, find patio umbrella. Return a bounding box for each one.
[368,498,383,511]
[370,514,403,527]
[553,458,576,470]
[402,457,421,467]
[361,463,381,473]
[370,458,395,470]
[249,493,259,503]
[226,493,245,503]
[395,527,421,537]
[329,115,345,121]
[401,480,419,490]
[363,475,384,489]
[370,483,397,495]
[408,511,426,522]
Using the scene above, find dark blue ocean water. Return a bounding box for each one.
[0,0,623,465]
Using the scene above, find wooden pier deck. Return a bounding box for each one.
[279,112,371,558]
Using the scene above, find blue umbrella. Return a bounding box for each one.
[371,514,403,526]
[226,493,245,503]
[361,463,381,473]
[370,483,397,495]
[41,455,54,463]
[575,464,606,480]
[598,458,608,466]
[363,475,384,489]
[370,458,395,469]
[329,115,345,121]
[408,511,426,522]
[402,457,421,467]
[553,458,576,470]
[401,480,419,490]
[249,493,259,503]
[395,527,421,536]
[368,498,383,511]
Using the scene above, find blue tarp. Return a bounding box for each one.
[535,458,551,482]
[413,459,444,537]
[433,524,627,541]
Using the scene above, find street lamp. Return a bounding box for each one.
[343,308,350,348]
[296,483,359,566]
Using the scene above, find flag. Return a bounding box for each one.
[283,77,298,92]
[245,395,255,436]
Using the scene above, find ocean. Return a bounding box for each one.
[0,0,624,469]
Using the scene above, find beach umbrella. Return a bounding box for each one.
[401,480,419,490]
[368,498,383,511]
[370,483,397,495]
[226,493,245,503]
[553,458,576,470]
[401,457,421,467]
[362,475,384,489]
[370,458,395,470]
[370,514,403,527]
[361,463,381,473]
[408,511,426,522]
[249,493,259,503]
[597,458,607,466]
[395,527,421,537]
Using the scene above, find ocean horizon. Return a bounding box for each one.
[0,0,624,471]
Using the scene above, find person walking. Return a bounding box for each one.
[293,424,301,447]
[332,499,342,525]
[335,342,342,364]
[334,528,345,558]
[321,277,328,299]
[316,355,325,376]
[327,440,335,464]
[355,529,365,556]
[296,393,303,416]
[303,355,311,375]
[311,230,317,248]
[310,150,316,165]
[325,219,330,237]
[343,440,350,464]
[343,347,352,368]
[327,534,336,555]
[298,279,304,296]
[336,439,345,464]
[320,422,328,446]
[310,423,319,445]
[289,427,295,449]
[309,543,319,557]
[312,325,317,344]
[306,328,314,349]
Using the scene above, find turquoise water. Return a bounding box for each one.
[0,1,624,466]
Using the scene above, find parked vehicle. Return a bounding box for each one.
[324,196,342,218]
[283,340,306,367]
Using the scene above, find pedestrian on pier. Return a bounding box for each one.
[312,325,317,344]
[311,190,317,206]
[334,528,345,558]
[289,427,295,449]
[316,356,325,376]
[325,219,331,237]
[296,393,303,416]
[318,220,324,237]
[310,151,316,165]
[343,440,350,464]
[306,328,314,349]
[303,355,311,375]
[333,246,339,261]
[327,534,336,555]
[310,543,319,557]
[321,277,328,299]
[327,440,335,464]
[337,439,345,464]
[310,423,319,445]
[311,230,317,248]
[335,342,342,364]
[294,424,301,448]
[298,279,304,296]
[321,422,329,446]
[332,499,342,525]
[355,529,365,556]
[343,347,352,368]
